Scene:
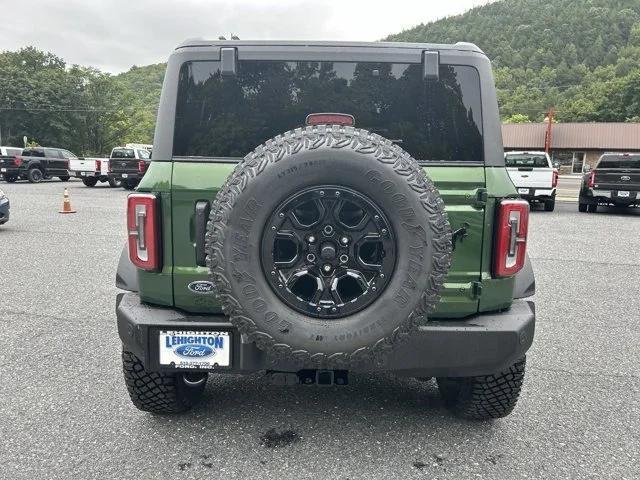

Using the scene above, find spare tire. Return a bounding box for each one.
[207,126,452,369]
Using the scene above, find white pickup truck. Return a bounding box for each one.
[69,157,121,188]
[505,151,558,212]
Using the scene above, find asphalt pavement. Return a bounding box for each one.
[0,180,638,479]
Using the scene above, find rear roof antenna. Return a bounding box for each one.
[231,34,240,40]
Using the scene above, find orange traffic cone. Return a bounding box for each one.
[59,188,76,214]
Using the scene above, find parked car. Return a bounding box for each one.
[0,189,9,225]
[115,40,535,420]
[505,151,558,211]
[70,157,121,187]
[107,147,151,190]
[579,153,640,212]
[0,147,73,183]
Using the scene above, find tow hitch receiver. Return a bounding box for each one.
[265,369,349,386]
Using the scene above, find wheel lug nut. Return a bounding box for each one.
[372,286,377,291]
[323,225,334,235]
[271,271,276,276]
[319,191,325,196]
[380,273,385,278]
[331,307,337,312]
[323,264,332,272]
[306,253,316,263]
[279,212,284,218]
[381,228,387,235]
[339,254,348,264]
[374,215,380,220]
[308,235,316,243]
[340,236,349,245]
[317,307,322,312]
[335,191,340,197]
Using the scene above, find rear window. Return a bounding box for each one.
[505,153,549,168]
[22,148,45,157]
[597,155,640,169]
[111,148,135,159]
[173,60,484,162]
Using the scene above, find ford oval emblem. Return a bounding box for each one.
[175,344,214,358]
[188,280,215,295]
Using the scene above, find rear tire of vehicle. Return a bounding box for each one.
[108,178,122,188]
[4,175,17,183]
[27,168,43,183]
[82,177,98,187]
[543,199,555,212]
[59,176,70,182]
[578,202,587,213]
[121,350,207,414]
[587,203,598,213]
[123,179,138,190]
[437,356,526,420]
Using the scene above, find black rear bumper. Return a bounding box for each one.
[116,293,535,377]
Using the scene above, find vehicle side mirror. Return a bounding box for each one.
[583,164,591,173]
[553,162,560,169]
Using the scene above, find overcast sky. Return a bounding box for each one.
[1,0,494,73]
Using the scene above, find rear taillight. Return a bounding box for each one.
[14,156,22,166]
[95,159,102,172]
[552,169,558,188]
[588,171,596,188]
[138,160,147,173]
[493,199,529,278]
[127,194,160,271]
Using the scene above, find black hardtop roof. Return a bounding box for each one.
[175,39,483,54]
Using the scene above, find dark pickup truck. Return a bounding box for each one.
[0,147,73,183]
[579,153,640,212]
[107,147,151,190]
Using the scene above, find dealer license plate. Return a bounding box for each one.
[618,191,630,197]
[518,188,530,195]
[121,173,128,178]
[159,330,231,369]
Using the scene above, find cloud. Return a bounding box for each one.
[0,0,494,73]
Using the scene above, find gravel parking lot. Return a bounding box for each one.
[1,180,638,479]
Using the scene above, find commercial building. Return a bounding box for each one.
[502,123,640,174]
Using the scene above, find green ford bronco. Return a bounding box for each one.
[116,40,535,420]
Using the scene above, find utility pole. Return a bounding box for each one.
[544,108,554,155]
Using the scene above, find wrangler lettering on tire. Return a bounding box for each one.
[206,126,452,368]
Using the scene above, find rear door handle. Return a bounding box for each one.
[195,201,211,267]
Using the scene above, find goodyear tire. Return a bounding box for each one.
[122,350,207,414]
[207,126,452,369]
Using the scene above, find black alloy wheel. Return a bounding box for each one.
[261,185,396,319]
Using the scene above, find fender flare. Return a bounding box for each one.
[116,243,139,292]
[513,253,535,299]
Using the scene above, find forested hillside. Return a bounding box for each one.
[0,48,164,155]
[387,0,640,122]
